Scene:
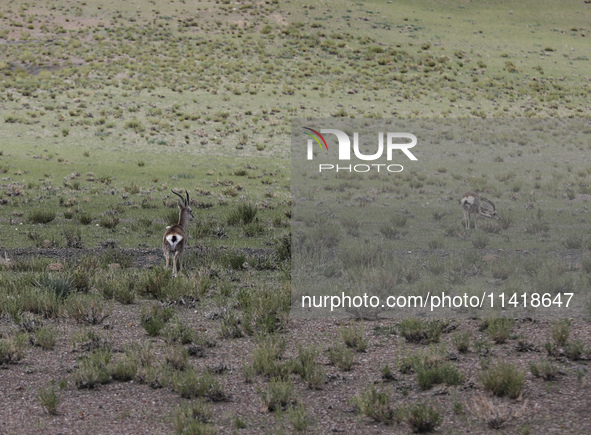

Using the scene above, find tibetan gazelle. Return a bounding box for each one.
[163,189,194,277]
[460,191,499,230]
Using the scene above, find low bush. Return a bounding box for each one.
[480,362,525,399]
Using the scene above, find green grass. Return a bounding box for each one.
[405,401,442,433]
[170,368,227,401]
[351,384,397,425]
[38,385,61,415]
[73,348,113,389]
[480,362,525,399]
[258,378,298,413]
[398,319,444,344]
[140,305,175,337]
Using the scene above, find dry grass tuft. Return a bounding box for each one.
[467,394,528,430]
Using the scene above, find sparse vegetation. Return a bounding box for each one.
[481,362,525,399]
[0,0,589,433]
[140,305,175,337]
[351,384,397,425]
[405,401,442,433]
[38,385,60,415]
[398,319,444,344]
[28,210,57,224]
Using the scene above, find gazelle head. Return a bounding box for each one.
[172,189,194,222]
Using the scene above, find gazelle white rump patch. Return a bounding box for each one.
[166,234,183,250]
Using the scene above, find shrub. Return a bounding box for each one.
[66,293,110,325]
[140,305,175,336]
[38,385,60,415]
[405,402,442,433]
[490,258,514,280]
[98,249,134,269]
[258,378,297,412]
[340,323,367,352]
[398,319,443,344]
[70,329,111,353]
[275,233,291,261]
[379,224,402,240]
[340,216,360,237]
[99,215,119,230]
[467,394,528,430]
[70,267,90,292]
[328,344,355,371]
[123,341,156,384]
[471,233,489,249]
[19,286,63,318]
[288,404,312,432]
[166,209,180,226]
[124,118,145,132]
[172,400,215,435]
[28,210,56,224]
[223,251,246,270]
[564,339,586,361]
[63,227,83,248]
[219,311,244,339]
[111,354,139,382]
[351,385,396,425]
[563,235,582,249]
[377,364,395,382]
[137,268,174,300]
[481,362,525,399]
[530,359,559,381]
[78,213,93,225]
[252,334,290,379]
[97,275,135,304]
[227,202,258,226]
[32,325,56,350]
[243,220,264,237]
[171,368,227,401]
[74,348,112,389]
[452,331,471,353]
[35,273,76,299]
[416,362,464,390]
[550,319,570,346]
[162,317,196,344]
[239,283,290,335]
[165,345,189,371]
[482,318,515,344]
[390,214,408,228]
[0,333,28,364]
[427,239,444,249]
[292,346,325,389]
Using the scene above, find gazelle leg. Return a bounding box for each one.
[172,255,177,277]
[174,251,182,275]
[164,252,169,270]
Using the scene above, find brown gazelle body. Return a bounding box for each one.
[460,191,499,230]
[163,190,194,277]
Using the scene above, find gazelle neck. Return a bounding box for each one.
[178,208,190,229]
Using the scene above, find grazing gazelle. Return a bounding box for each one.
[460,191,499,230]
[163,189,194,277]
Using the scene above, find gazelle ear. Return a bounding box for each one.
[185,189,190,206]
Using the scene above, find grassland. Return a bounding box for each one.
[291,118,591,320]
[0,0,590,434]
